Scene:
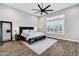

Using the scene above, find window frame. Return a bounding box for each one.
[46,14,65,35]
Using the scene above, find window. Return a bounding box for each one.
[46,14,64,34]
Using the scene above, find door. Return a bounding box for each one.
[2,22,12,41]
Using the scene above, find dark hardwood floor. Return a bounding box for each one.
[0,39,79,56]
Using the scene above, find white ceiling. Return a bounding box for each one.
[4,3,78,16]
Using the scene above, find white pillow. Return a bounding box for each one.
[23,30,29,33]
[30,30,35,33]
[21,32,29,38]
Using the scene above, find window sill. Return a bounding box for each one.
[46,32,64,35]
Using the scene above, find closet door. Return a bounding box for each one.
[2,22,12,41]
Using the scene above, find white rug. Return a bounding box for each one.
[21,38,58,55]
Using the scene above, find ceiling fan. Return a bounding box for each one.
[32,4,53,15]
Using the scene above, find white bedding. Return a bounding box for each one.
[21,32,45,40]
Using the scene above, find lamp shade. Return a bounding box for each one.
[34,27,37,31]
[15,27,19,34]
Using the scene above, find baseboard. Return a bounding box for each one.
[47,36,79,43]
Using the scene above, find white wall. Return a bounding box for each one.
[38,4,79,42]
[0,4,38,39]
[1,3,79,42]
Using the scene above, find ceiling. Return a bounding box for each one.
[4,3,78,16]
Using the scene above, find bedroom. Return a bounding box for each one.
[0,3,79,56]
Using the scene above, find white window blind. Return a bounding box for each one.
[46,14,64,34]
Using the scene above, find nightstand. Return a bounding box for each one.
[15,34,20,40]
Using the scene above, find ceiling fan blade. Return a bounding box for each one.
[44,11,48,14]
[42,3,43,9]
[45,10,53,11]
[38,4,42,10]
[32,9,40,11]
[34,11,40,14]
[44,5,51,10]
[41,12,43,15]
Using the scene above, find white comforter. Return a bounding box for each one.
[21,32,45,40]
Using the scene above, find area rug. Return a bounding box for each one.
[21,38,58,55]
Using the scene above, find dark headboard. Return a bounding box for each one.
[19,27,34,35]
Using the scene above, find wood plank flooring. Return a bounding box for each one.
[0,39,79,56]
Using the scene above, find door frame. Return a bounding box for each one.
[1,21,12,42]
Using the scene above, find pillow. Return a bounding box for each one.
[21,32,29,38]
[30,30,35,33]
[23,30,29,33]
[22,30,30,37]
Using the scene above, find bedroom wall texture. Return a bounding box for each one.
[38,4,79,42]
[0,4,38,39]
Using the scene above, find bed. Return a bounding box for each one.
[19,27,46,44]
